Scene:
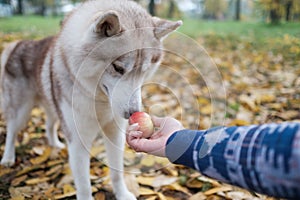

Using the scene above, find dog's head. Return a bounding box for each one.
[62,1,182,119]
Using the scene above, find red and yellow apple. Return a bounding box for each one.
[129,112,154,138]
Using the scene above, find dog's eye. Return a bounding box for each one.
[112,63,125,75]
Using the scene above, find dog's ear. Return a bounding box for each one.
[93,11,121,37]
[153,17,182,40]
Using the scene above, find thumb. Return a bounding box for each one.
[151,116,166,127]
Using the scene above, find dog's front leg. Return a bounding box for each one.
[68,133,95,200]
[103,120,136,200]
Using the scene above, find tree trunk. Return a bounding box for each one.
[17,0,23,15]
[270,9,280,24]
[168,0,175,18]
[285,1,292,21]
[235,0,241,21]
[148,0,156,16]
[270,0,281,24]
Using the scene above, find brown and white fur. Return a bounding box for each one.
[0,0,182,199]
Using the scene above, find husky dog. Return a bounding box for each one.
[0,0,181,199]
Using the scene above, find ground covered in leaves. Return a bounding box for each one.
[0,27,299,200]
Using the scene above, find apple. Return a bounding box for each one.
[129,112,154,138]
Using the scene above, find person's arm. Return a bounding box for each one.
[166,122,300,199]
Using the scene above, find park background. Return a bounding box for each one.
[0,0,299,199]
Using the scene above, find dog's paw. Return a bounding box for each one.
[1,157,15,167]
[115,191,136,200]
[51,141,66,149]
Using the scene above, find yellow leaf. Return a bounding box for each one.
[267,103,283,111]
[63,184,76,194]
[186,178,203,189]
[90,145,105,157]
[10,197,25,200]
[239,94,260,112]
[189,192,206,200]
[9,186,31,198]
[11,175,28,186]
[144,196,157,200]
[256,94,276,104]
[25,177,49,185]
[46,164,62,176]
[154,157,170,166]
[54,191,77,200]
[161,166,178,177]
[30,146,52,165]
[200,104,212,115]
[203,185,232,195]
[0,167,13,177]
[46,159,64,167]
[44,187,56,197]
[163,182,190,194]
[228,119,250,126]
[31,108,43,117]
[94,192,106,200]
[16,165,43,177]
[157,192,168,200]
[137,176,155,186]
[141,156,156,167]
[198,97,210,105]
[139,187,156,196]
[62,164,72,175]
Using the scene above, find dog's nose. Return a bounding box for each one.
[124,110,138,119]
[124,111,131,119]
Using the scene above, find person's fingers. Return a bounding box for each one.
[127,123,139,132]
[128,137,165,156]
[151,116,166,127]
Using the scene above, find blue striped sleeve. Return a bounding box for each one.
[165,122,300,199]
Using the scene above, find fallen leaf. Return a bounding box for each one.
[54,190,77,200]
[25,177,49,185]
[227,119,250,126]
[139,187,157,196]
[141,156,156,167]
[94,192,106,200]
[30,146,52,165]
[0,167,14,177]
[11,175,28,186]
[204,185,232,195]
[63,184,76,194]
[32,146,45,155]
[45,164,62,176]
[137,176,155,186]
[186,177,203,189]
[152,175,177,188]
[189,192,207,200]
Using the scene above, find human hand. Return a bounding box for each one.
[126,116,184,157]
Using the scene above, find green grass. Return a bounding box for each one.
[1,15,299,40]
[178,18,300,39]
[0,15,62,37]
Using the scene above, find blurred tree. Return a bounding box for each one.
[149,0,156,16]
[0,0,11,4]
[235,0,241,20]
[285,0,292,21]
[27,0,60,16]
[203,0,228,20]
[17,0,23,14]
[168,0,175,18]
[258,0,300,23]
